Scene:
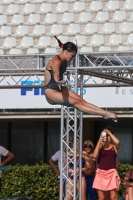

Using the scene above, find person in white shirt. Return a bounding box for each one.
[0,146,14,167]
[49,150,65,200]
[0,146,14,190]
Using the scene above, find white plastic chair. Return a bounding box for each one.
[117,22,133,34]
[12,26,28,37]
[73,36,86,47]
[24,14,40,25]
[63,0,76,2]
[0,5,3,13]
[46,24,63,36]
[80,47,93,52]
[87,35,104,47]
[4,4,19,15]
[0,26,12,37]
[8,15,24,26]
[99,23,115,34]
[0,49,4,54]
[0,0,15,4]
[53,2,68,13]
[0,37,16,49]
[16,0,30,4]
[44,48,57,53]
[93,12,109,23]
[82,0,95,1]
[34,36,51,49]
[110,11,126,22]
[123,34,133,45]
[103,1,120,12]
[47,0,60,3]
[20,4,35,15]
[31,0,47,3]
[9,48,22,54]
[80,0,94,2]
[99,46,111,51]
[63,24,80,35]
[75,12,91,24]
[16,37,33,49]
[29,25,46,37]
[52,36,68,47]
[105,34,122,46]
[41,13,57,25]
[121,0,133,11]
[26,48,39,54]
[0,15,7,25]
[127,12,133,22]
[117,46,130,51]
[87,1,102,12]
[81,23,97,35]
[37,3,52,14]
[70,2,85,12]
[59,13,74,24]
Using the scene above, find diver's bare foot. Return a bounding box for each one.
[103,111,117,122]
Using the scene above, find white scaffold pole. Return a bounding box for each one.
[60,106,64,200]
[79,71,83,200]
[65,71,71,199]
[73,83,78,200]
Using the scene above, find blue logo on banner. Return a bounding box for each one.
[21,80,44,96]
[20,80,86,96]
[70,88,86,95]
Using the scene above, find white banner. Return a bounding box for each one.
[0,76,132,109]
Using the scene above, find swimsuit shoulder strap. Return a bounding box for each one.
[57,55,61,61]
[46,66,51,71]
[46,55,62,71]
[57,55,64,69]
[46,55,60,71]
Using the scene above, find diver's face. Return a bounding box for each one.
[65,51,76,62]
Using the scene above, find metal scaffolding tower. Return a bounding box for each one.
[1,51,133,88]
[1,51,133,199]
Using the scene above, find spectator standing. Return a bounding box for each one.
[93,126,121,200]
[49,150,66,200]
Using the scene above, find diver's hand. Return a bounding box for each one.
[56,80,66,90]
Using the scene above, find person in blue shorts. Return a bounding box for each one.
[82,140,98,200]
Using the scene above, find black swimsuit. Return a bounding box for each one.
[44,55,67,92]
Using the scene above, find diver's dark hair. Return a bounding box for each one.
[54,36,78,53]
[104,126,114,134]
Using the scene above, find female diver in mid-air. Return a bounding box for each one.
[44,36,117,122]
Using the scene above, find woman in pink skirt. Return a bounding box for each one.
[93,126,121,200]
